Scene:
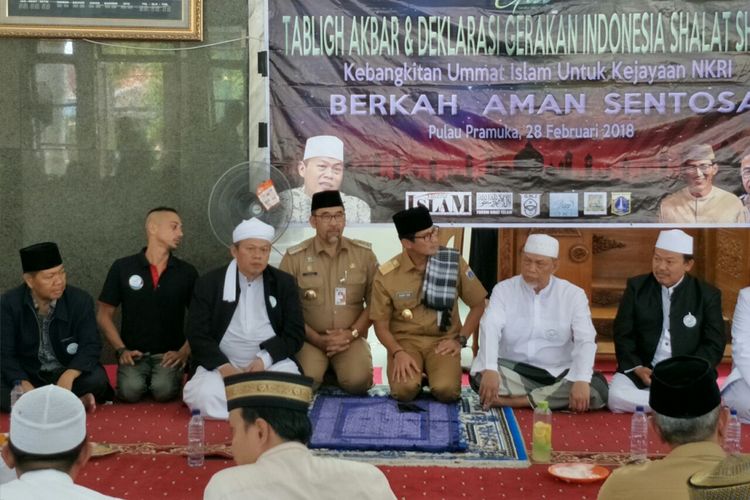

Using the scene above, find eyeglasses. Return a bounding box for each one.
[681,162,715,173]
[413,226,440,241]
[315,212,345,223]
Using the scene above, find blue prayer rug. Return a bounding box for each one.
[309,386,529,468]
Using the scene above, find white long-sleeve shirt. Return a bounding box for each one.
[725,286,750,389]
[470,275,597,382]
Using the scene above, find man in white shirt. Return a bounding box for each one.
[607,230,725,413]
[203,372,396,500]
[470,234,608,411]
[1,385,119,499]
[721,286,750,423]
[183,218,305,420]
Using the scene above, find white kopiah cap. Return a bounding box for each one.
[303,135,344,162]
[655,229,693,255]
[523,234,559,259]
[232,218,274,244]
[10,385,86,455]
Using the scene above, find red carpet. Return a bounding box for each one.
[1,361,744,499]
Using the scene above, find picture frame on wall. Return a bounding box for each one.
[0,0,202,40]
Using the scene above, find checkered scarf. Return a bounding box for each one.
[421,247,460,332]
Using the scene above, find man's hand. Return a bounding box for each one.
[119,349,144,366]
[391,351,419,383]
[161,350,189,369]
[634,366,653,386]
[56,369,81,390]
[245,358,265,373]
[434,337,461,357]
[218,363,241,378]
[324,329,353,357]
[478,370,501,410]
[568,381,591,412]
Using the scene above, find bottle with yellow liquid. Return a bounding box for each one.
[532,400,552,463]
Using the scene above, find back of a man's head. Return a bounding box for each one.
[240,406,312,444]
[5,385,88,474]
[649,356,722,447]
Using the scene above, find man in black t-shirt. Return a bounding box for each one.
[97,207,198,402]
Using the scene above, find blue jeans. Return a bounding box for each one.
[117,353,182,403]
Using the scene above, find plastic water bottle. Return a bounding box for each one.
[532,400,552,463]
[9,381,23,410]
[187,409,205,467]
[724,408,742,455]
[630,405,648,462]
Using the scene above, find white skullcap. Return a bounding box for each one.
[303,135,344,162]
[684,144,715,163]
[232,218,274,244]
[10,385,86,455]
[523,234,559,259]
[655,229,693,255]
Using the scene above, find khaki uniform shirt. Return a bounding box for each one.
[597,441,725,500]
[369,251,486,337]
[280,236,377,334]
[282,187,371,224]
[659,186,749,223]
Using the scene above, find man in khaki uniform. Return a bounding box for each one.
[280,190,377,394]
[598,356,727,500]
[659,144,748,223]
[370,206,486,403]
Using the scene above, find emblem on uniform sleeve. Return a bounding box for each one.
[128,275,144,290]
[683,312,697,328]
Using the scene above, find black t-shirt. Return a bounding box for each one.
[99,251,198,353]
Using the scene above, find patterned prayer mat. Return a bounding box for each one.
[308,386,529,468]
[309,394,465,452]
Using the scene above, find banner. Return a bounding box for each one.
[268,0,750,226]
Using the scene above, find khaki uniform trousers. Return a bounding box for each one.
[388,333,461,403]
[296,337,373,394]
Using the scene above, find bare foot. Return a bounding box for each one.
[80,393,96,413]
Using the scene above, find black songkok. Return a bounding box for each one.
[224,372,313,413]
[310,190,344,213]
[649,355,721,418]
[20,242,62,273]
[392,205,433,239]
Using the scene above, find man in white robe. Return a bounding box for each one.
[470,234,608,411]
[183,219,304,420]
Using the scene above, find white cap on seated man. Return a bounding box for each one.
[470,233,608,412]
[607,229,727,413]
[1,385,119,499]
[183,218,306,420]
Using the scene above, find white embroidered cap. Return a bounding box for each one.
[10,385,86,455]
[232,218,274,244]
[523,234,559,259]
[303,135,344,161]
[655,229,693,255]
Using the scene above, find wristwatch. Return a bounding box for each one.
[456,335,468,348]
[351,329,359,339]
[115,347,127,359]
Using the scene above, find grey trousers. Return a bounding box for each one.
[117,353,183,403]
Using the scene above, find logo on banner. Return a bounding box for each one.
[549,192,579,217]
[520,193,541,218]
[405,192,472,216]
[476,192,513,215]
[583,192,608,215]
[611,192,632,216]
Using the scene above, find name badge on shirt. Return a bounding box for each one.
[335,287,346,305]
[683,313,697,328]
